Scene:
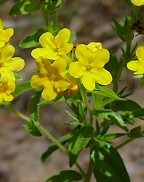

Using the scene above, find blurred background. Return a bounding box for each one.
[0,0,144,181]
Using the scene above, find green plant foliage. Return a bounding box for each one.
[10,0,41,15]
[41,132,73,163]
[127,126,143,138]
[13,81,32,98]
[23,89,42,136]
[45,170,82,182]
[113,16,134,43]
[19,29,45,48]
[69,126,94,167]
[93,109,128,131]
[91,145,130,182]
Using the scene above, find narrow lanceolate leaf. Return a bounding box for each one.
[132,108,144,120]
[111,99,141,112]
[19,29,45,48]
[92,85,123,101]
[10,0,40,15]
[91,145,130,182]
[23,89,42,136]
[41,133,73,163]
[127,126,143,138]
[69,126,94,167]
[93,109,128,131]
[13,81,32,98]
[45,170,82,182]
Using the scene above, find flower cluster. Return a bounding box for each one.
[0,19,25,103]
[131,0,144,6]
[31,28,112,101]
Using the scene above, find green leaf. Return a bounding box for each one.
[23,120,42,136]
[111,99,141,112]
[38,96,66,106]
[41,133,73,163]
[93,109,128,131]
[92,85,123,101]
[10,0,40,15]
[113,16,134,43]
[101,133,126,142]
[19,29,45,48]
[30,89,42,122]
[45,170,82,182]
[24,89,42,136]
[69,126,94,167]
[13,81,32,98]
[128,126,143,138]
[44,0,63,15]
[132,108,144,120]
[69,32,77,43]
[91,145,130,182]
[15,73,23,81]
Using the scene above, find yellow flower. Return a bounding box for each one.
[31,57,70,100]
[87,42,102,53]
[67,80,78,97]
[127,46,144,74]
[131,0,144,6]
[0,19,14,48]
[0,76,15,103]
[69,44,112,91]
[0,45,25,81]
[31,28,73,60]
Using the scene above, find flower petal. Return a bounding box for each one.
[0,41,5,48]
[8,57,25,71]
[127,60,144,74]
[87,42,102,53]
[76,44,91,63]
[58,43,73,55]
[31,48,57,59]
[82,73,95,91]
[131,0,144,6]
[42,81,57,100]
[92,48,110,68]
[136,46,144,62]
[55,79,70,91]
[55,28,71,47]
[92,68,112,85]
[1,28,14,42]
[36,57,51,74]
[69,62,86,78]
[31,74,47,88]
[39,32,55,49]
[0,45,15,63]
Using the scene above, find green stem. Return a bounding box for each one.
[41,8,49,28]
[116,130,144,149]
[80,84,93,125]
[113,41,131,93]
[36,123,86,177]
[36,123,68,154]
[8,105,85,176]
[84,157,93,182]
[7,104,30,122]
[116,138,135,149]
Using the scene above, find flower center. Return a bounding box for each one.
[53,46,59,52]
[86,65,92,71]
